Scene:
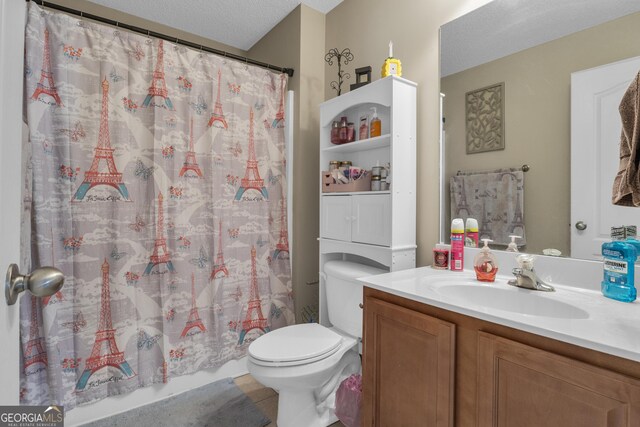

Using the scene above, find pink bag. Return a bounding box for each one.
[335,374,362,427]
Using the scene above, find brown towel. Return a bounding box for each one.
[612,70,640,206]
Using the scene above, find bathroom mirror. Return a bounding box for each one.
[439,0,640,260]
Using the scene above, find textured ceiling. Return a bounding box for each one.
[441,0,640,76]
[87,0,343,51]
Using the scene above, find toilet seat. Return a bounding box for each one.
[248,323,344,367]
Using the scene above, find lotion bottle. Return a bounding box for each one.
[370,107,381,137]
[450,218,464,271]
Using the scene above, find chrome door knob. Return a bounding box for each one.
[5,264,64,306]
[575,221,587,231]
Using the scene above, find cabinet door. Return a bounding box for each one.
[478,332,640,427]
[351,194,391,246]
[320,195,351,241]
[362,296,455,427]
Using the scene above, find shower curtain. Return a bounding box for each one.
[21,3,293,409]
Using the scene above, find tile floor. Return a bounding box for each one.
[234,374,345,427]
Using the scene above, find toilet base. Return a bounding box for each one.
[277,389,338,427]
[275,350,360,427]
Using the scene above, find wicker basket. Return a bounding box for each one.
[322,171,371,193]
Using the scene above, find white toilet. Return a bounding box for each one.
[247,260,385,427]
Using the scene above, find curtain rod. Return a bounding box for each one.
[27,0,295,77]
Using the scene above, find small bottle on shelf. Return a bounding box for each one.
[347,122,356,142]
[359,115,369,140]
[338,116,348,144]
[370,107,381,137]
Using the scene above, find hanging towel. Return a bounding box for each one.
[613,70,640,206]
[450,168,526,246]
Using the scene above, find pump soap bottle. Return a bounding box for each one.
[370,107,381,137]
[474,239,498,282]
[506,235,520,252]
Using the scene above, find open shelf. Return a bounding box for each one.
[322,134,391,154]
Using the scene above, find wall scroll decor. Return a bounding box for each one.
[465,82,504,154]
[325,48,354,96]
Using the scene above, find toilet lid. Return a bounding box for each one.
[248,323,343,366]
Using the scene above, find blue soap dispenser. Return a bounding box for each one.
[601,240,637,302]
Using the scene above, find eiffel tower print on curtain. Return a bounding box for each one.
[208,69,228,129]
[23,296,48,372]
[72,79,130,201]
[76,260,135,391]
[142,39,174,110]
[144,192,176,275]
[238,246,270,344]
[31,28,62,106]
[179,117,204,178]
[235,108,268,201]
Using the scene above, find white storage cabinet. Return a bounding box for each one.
[318,76,417,326]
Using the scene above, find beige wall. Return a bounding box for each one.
[324,0,493,266]
[250,5,325,323]
[442,12,640,255]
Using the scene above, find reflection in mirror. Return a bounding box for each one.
[439,0,640,260]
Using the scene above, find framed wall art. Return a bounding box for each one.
[465,82,504,154]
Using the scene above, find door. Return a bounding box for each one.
[571,56,640,259]
[352,194,391,246]
[320,195,351,241]
[362,295,455,427]
[477,332,640,427]
[0,0,27,406]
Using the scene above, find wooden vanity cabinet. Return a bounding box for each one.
[362,287,640,427]
[362,295,455,427]
[478,332,640,427]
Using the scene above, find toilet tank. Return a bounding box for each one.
[323,260,386,338]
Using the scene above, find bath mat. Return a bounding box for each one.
[81,377,270,427]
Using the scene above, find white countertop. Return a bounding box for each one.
[360,266,640,363]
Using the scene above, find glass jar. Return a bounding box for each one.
[330,121,340,144]
[339,161,353,180]
[338,116,348,144]
[329,160,340,171]
[339,161,352,168]
[371,175,382,191]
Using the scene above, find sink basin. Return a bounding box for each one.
[434,284,590,319]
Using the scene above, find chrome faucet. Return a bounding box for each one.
[507,254,555,292]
